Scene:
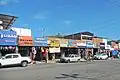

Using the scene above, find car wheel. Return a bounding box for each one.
[100,57,102,60]
[67,60,70,63]
[0,63,1,68]
[77,59,80,62]
[21,61,28,67]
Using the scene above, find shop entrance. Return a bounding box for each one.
[0,46,16,56]
[18,46,32,57]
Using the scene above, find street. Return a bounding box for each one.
[0,60,120,80]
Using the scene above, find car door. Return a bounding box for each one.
[74,55,79,61]
[2,55,13,66]
[12,55,20,64]
[71,55,75,61]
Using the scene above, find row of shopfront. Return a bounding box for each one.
[0,30,110,61]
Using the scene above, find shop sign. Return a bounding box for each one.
[0,30,17,45]
[93,43,98,48]
[60,39,68,47]
[86,42,94,48]
[76,42,86,47]
[99,43,105,47]
[68,40,77,47]
[34,37,48,46]
[18,36,33,46]
[48,39,60,47]
[49,47,60,53]
[105,45,111,50]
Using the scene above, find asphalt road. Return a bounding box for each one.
[0,60,120,80]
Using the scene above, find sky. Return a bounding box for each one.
[1,0,120,40]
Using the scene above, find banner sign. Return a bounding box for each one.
[0,30,17,45]
[60,39,68,47]
[99,43,105,47]
[18,36,33,46]
[48,38,60,47]
[34,37,48,46]
[49,47,60,53]
[68,40,77,47]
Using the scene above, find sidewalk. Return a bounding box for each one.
[35,60,57,64]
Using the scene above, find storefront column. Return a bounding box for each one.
[16,46,18,53]
[78,48,81,57]
[91,48,93,56]
[52,53,55,61]
[46,52,48,63]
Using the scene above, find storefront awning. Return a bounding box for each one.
[0,14,17,29]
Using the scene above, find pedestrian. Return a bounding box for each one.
[32,47,37,64]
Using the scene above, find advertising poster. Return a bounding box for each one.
[48,38,60,47]
[68,39,77,47]
[60,39,68,47]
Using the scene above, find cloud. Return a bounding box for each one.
[23,24,29,27]
[0,0,19,5]
[33,13,49,20]
[63,20,72,25]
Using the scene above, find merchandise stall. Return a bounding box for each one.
[0,30,17,56]
[76,41,86,57]
[18,36,33,56]
[86,41,94,55]
[67,39,78,56]
[60,38,68,57]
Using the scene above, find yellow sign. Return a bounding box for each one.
[48,37,60,47]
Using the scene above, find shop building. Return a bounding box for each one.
[60,38,69,57]
[0,30,17,56]
[64,31,94,56]
[34,37,48,61]
[48,37,61,60]
[11,27,33,56]
[18,36,33,56]
[67,39,78,56]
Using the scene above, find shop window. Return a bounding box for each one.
[82,36,92,40]
[5,55,12,59]
[13,55,19,58]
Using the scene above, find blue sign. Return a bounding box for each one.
[34,37,48,46]
[86,42,94,48]
[0,30,17,45]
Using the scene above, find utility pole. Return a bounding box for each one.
[42,28,45,38]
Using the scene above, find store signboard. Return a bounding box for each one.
[0,30,17,45]
[49,47,60,53]
[34,37,48,46]
[93,43,99,48]
[86,41,94,48]
[76,42,86,46]
[60,39,68,47]
[48,38,60,47]
[68,40,77,47]
[18,36,33,46]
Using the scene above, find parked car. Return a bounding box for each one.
[93,53,108,60]
[0,53,31,67]
[60,54,81,63]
